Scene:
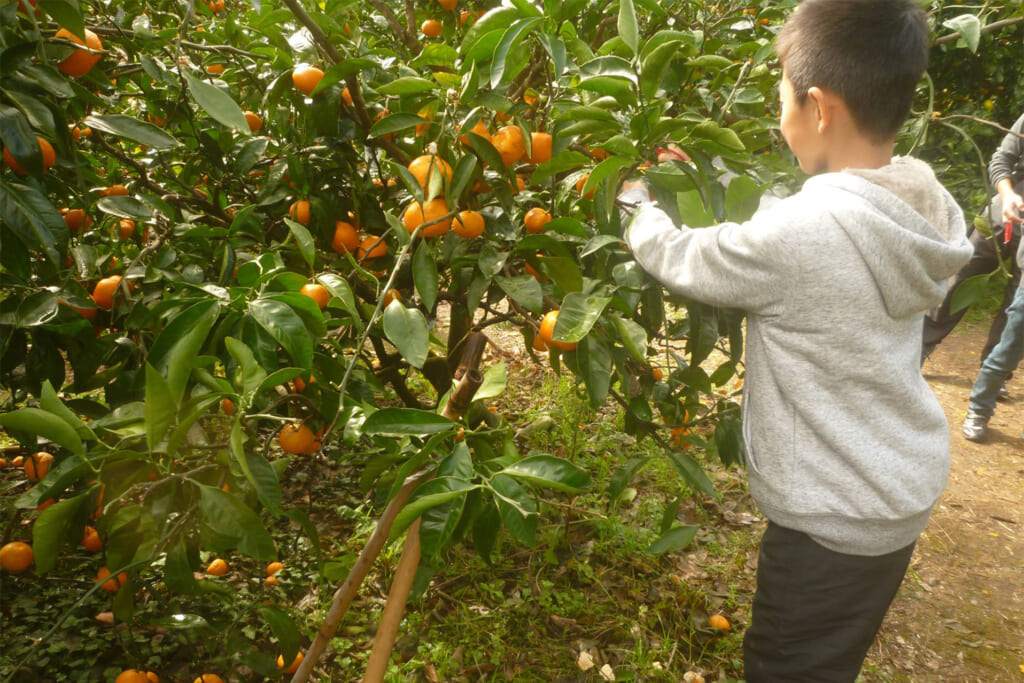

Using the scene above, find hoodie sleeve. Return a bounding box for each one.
[989,113,1024,188]
[624,202,795,315]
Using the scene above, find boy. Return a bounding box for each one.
[619,0,973,679]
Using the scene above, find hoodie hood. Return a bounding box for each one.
[807,157,972,318]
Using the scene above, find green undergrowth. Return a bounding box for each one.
[1,371,756,681]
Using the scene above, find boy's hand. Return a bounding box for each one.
[656,144,691,163]
[1001,191,1024,223]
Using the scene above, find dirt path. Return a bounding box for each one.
[865,321,1024,680]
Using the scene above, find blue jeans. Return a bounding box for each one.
[969,286,1024,417]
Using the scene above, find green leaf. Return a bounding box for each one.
[260,607,302,667]
[577,334,613,407]
[39,381,95,442]
[0,179,65,266]
[950,272,995,315]
[640,39,684,98]
[618,0,639,56]
[32,495,87,574]
[608,457,650,503]
[690,121,745,152]
[149,300,221,404]
[230,419,282,515]
[495,275,543,314]
[316,273,360,326]
[612,316,648,363]
[473,360,507,401]
[164,540,201,594]
[249,298,313,369]
[413,242,439,310]
[556,292,611,343]
[532,150,590,184]
[667,449,718,498]
[0,407,83,455]
[145,364,176,452]
[96,196,154,220]
[390,478,477,541]
[500,454,592,493]
[382,300,430,369]
[448,154,477,204]
[361,408,455,435]
[38,0,85,40]
[377,77,438,96]
[714,412,745,468]
[491,18,544,88]
[647,524,698,555]
[224,337,267,396]
[472,500,502,564]
[83,114,180,150]
[581,156,633,197]
[370,113,429,137]
[183,72,251,133]
[942,14,982,53]
[197,484,276,560]
[283,217,316,269]
[724,176,762,222]
[490,474,537,546]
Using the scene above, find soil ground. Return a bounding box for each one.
[865,320,1024,680]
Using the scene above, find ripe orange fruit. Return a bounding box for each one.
[114,670,152,683]
[492,125,526,167]
[531,332,548,352]
[383,289,401,306]
[300,283,330,309]
[82,526,103,552]
[3,136,55,175]
[206,558,229,576]
[652,367,664,382]
[278,652,304,674]
[99,184,129,197]
[278,423,321,454]
[71,125,92,141]
[670,425,690,447]
[24,451,53,482]
[421,19,442,37]
[453,210,485,239]
[538,310,576,351]
[524,207,552,234]
[0,458,7,468]
[458,119,490,146]
[407,154,452,191]
[205,63,224,75]
[438,0,457,9]
[64,208,91,233]
[289,200,311,225]
[523,90,539,107]
[402,198,452,238]
[193,675,225,683]
[55,27,103,77]
[266,561,285,576]
[96,566,128,592]
[0,541,34,573]
[709,614,731,631]
[292,65,324,95]
[528,132,552,164]
[118,219,136,239]
[264,575,280,586]
[524,262,543,281]
[12,456,24,466]
[341,87,353,106]
[35,498,56,511]
[220,397,235,416]
[243,111,262,132]
[91,275,122,310]
[576,174,595,199]
[357,235,387,261]
[332,220,359,254]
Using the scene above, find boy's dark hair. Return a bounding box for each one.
[776,0,929,144]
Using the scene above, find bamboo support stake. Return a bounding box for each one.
[289,471,425,683]
[361,519,422,683]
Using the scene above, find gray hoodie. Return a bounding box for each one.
[625,157,973,555]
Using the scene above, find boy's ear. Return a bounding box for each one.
[806,86,831,133]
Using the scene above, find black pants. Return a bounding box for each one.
[742,523,916,683]
[922,226,1021,363]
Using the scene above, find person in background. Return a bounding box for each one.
[960,218,1024,441]
[618,0,973,679]
[921,114,1024,401]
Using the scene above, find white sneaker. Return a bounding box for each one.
[962,410,990,442]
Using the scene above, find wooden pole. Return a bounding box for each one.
[361,519,422,683]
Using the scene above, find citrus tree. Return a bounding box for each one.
[2,0,1021,678]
